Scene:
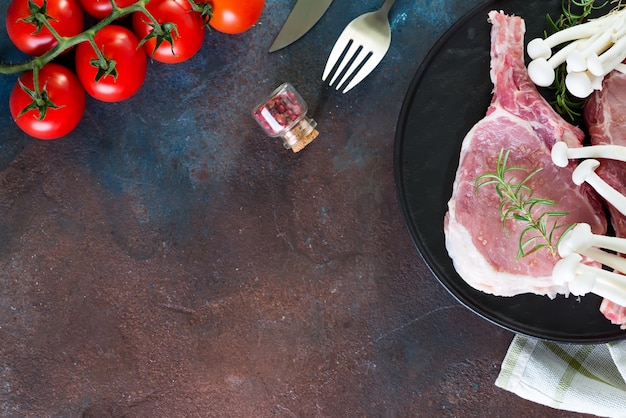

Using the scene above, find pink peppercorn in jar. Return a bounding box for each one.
[252,83,319,152]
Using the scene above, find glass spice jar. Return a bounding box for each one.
[252,83,319,152]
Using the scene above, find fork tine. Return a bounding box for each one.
[322,37,351,81]
[331,45,371,90]
[322,39,351,82]
[340,52,385,93]
[329,43,364,87]
[328,41,362,87]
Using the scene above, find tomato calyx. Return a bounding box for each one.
[89,57,118,82]
[20,0,57,34]
[136,19,180,58]
[15,76,62,120]
[87,40,119,82]
[187,0,213,27]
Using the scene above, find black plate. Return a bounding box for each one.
[394,0,626,343]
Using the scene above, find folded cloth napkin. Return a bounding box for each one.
[496,335,626,417]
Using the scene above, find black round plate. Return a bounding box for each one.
[394,0,626,343]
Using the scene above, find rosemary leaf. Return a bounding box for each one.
[474,148,574,259]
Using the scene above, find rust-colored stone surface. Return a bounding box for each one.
[0,0,597,416]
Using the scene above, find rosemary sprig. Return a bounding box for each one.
[544,0,609,119]
[474,149,574,259]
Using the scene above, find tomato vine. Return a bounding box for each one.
[2,0,151,75]
[1,0,264,139]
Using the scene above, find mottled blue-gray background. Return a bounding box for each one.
[0,0,580,416]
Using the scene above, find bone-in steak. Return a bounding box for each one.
[444,11,607,298]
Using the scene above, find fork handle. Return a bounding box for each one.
[380,0,396,15]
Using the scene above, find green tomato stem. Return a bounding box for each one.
[38,12,63,41]
[88,37,108,69]
[31,66,42,104]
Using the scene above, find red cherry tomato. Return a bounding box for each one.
[132,0,204,64]
[5,0,85,56]
[208,0,264,34]
[75,25,147,102]
[10,63,86,140]
[78,0,137,20]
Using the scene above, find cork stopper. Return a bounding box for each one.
[282,117,319,152]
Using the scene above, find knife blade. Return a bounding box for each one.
[269,0,334,53]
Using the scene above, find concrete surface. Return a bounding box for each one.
[0,0,599,416]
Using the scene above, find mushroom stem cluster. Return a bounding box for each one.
[555,224,626,306]
[552,141,626,218]
[527,7,626,98]
[550,140,626,305]
[554,252,626,305]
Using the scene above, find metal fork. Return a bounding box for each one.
[322,0,395,93]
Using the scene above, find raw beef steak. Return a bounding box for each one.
[585,68,626,328]
[585,69,626,237]
[444,11,607,298]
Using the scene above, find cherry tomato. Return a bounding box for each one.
[208,0,264,34]
[78,0,137,20]
[75,25,147,102]
[6,0,85,56]
[9,63,86,140]
[132,0,204,64]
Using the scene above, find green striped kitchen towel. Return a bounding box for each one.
[496,335,626,417]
